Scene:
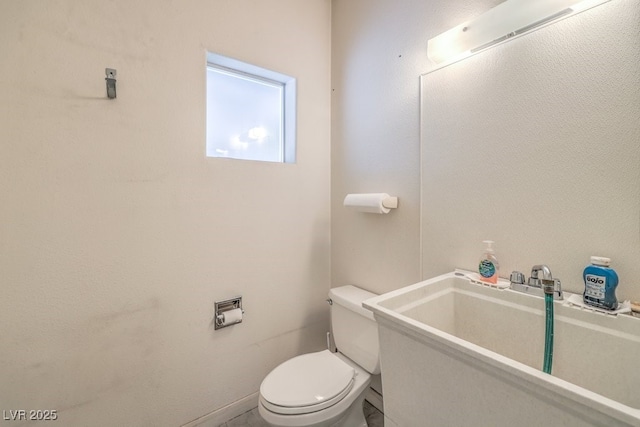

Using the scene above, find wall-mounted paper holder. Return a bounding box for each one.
[214,296,244,330]
[343,193,399,214]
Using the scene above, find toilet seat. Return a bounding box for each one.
[260,350,356,415]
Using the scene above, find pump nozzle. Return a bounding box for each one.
[483,240,495,253]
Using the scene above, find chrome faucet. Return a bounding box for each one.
[510,265,563,300]
[529,265,552,284]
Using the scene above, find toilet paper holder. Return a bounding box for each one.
[343,193,399,214]
[214,296,244,330]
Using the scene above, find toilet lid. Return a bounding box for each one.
[260,350,355,415]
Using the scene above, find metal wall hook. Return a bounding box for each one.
[105,68,117,99]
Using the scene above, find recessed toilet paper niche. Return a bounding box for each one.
[214,296,244,330]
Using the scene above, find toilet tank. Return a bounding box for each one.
[329,285,380,375]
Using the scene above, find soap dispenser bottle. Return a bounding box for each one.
[479,240,499,284]
[583,256,619,310]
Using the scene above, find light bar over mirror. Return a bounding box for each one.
[427,0,612,66]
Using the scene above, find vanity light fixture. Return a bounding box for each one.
[427,0,612,65]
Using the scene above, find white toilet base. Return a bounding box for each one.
[258,390,368,427]
[330,389,368,427]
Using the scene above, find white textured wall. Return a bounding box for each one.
[421,0,640,301]
[331,0,426,295]
[0,1,331,426]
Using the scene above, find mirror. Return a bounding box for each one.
[419,0,640,299]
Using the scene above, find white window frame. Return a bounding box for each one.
[206,52,296,163]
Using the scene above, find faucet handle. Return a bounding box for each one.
[510,271,525,285]
[553,278,563,300]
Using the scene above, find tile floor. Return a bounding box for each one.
[222,400,384,427]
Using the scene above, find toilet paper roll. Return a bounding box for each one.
[343,193,391,214]
[220,308,243,326]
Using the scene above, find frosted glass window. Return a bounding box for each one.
[206,53,296,163]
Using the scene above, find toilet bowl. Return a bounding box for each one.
[258,350,371,427]
[258,285,380,427]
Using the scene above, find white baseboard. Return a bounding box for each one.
[181,392,259,427]
[364,387,384,413]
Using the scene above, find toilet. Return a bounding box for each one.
[258,285,380,427]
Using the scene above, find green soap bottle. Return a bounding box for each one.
[478,240,499,284]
